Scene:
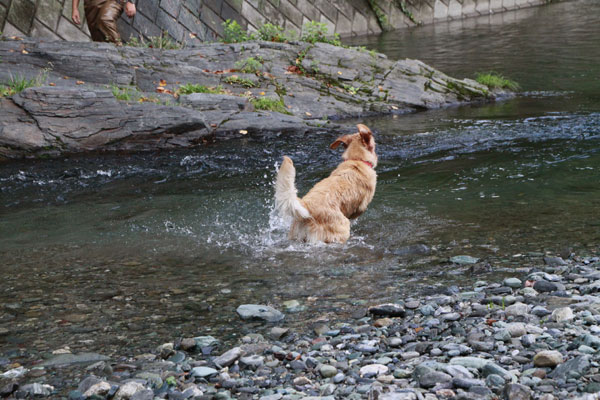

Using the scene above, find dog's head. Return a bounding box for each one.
[330,124,377,168]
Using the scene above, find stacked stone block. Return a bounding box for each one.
[0,0,551,44]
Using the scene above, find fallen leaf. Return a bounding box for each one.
[21,49,28,54]
[63,76,69,79]
[210,123,217,128]
[159,79,167,87]
[286,65,302,75]
[156,86,166,93]
[239,130,248,135]
[49,82,56,86]
[337,71,342,75]
[287,105,292,109]
[391,105,398,110]
[76,80,84,85]
[414,326,423,333]
[259,91,265,96]
[305,112,312,117]
[189,32,197,39]
[486,319,498,326]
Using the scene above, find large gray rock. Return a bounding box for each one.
[236,304,284,322]
[40,352,110,367]
[0,39,506,160]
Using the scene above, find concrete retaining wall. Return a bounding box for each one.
[0,0,550,43]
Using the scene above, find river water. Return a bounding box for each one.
[1,0,599,369]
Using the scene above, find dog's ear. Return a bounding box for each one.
[357,124,374,150]
[330,134,352,150]
[357,124,372,142]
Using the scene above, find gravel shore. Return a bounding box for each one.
[3,252,600,399]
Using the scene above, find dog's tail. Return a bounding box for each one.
[275,156,311,220]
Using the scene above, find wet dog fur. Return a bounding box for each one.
[275,124,377,243]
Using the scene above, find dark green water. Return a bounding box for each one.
[1,0,599,364]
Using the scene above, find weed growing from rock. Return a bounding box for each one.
[250,97,290,114]
[177,84,225,95]
[475,72,520,91]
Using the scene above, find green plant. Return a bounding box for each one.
[342,84,359,95]
[250,97,289,114]
[222,19,248,43]
[165,376,177,386]
[223,75,257,88]
[126,32,183,49]
[177,83,225,95]
[234,57,263,74]
[111,84,136,101]
[475,72,520,91]
[301,21,341,46]
[255,23,285,42]
[0,71,47,97]
[395,0,420,25]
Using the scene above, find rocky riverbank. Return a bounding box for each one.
[0,38,505,160]
[2,251,600,399]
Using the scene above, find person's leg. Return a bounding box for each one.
[97,0,124,44]
[84,0,106,42]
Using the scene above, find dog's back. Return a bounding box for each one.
[275,124,377,244]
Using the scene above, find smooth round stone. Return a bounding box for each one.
[505,302,530,317]
[236,305,284,322]
[486,374,506,388]
[441,312,461,321]
[319,365,337,378]
[388,337,403,347]
[420,304,435,316]
[359,364,388,377]
[578,345,596,354]
[533,350,564,367]
[394,368,412,379]
[552,307,574,323]
[430,348,443,356]
[506,323,527,338]
[191,367,219,378]
[405,301,420,309]
[503,278,522,288]
[333,373,345,384]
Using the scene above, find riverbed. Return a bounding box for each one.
[1,0,599,373]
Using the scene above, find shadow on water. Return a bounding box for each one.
[1,0,600,366]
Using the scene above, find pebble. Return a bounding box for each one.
[11,252,600,400]
[552,307,574,323]
[236,304,284,322]
[533,350,564,367]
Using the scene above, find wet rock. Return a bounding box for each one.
[533,351,563,367]
[269,327,289,340]
[1,366,27,379]
[544,256,567,266]
[20,383,54,397]
[40,353,110,367]
[450,255,480,265]
[240,355,264,369]
[236,305,284,322]
[368,303,406,317]
[549,355,590,380]
[213,347,243,368]
[191,366,219,378]
[503,383,532,400]
[533,280,563,293]
[503,278,522,288]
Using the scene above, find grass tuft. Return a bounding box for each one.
[177,83,225,95]
[250,97,289,114]
[0,71,48,97]
[475,72,520,91]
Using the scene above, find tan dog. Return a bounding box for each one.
[275,124,377,243]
